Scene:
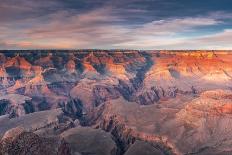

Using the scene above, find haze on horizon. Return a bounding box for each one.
[0,0,232,50]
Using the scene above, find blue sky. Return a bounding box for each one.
[0,0,232,49]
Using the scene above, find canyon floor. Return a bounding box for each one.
[0,50,232,155]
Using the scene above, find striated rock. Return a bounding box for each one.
[1,50,232,116]
[175,89,232,154]
[1,51,232,155]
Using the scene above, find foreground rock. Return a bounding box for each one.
[61,127,117,155]
[0,109,73,138]
[0,127,71,155]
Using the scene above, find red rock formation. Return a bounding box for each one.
[1,50,232,155]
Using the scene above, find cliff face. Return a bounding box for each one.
[1,51,232,116]
[0,50,232,155]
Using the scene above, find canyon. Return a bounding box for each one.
[0,50,232,155]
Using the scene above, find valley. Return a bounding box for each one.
[0,50,232,155]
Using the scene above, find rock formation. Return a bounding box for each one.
[0,50,232,155]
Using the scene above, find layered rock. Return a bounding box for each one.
[1,50,232,154]
[97,89,232,155]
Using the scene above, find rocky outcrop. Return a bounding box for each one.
[93,85,120,107]
[61,99,84,119]
[61,127,118,155]
[124,140,164,155]
[0,109,73,138]
[96,89,232,155]
[0,94,32,117]
[99,113,178,155]
[0,127,71,155]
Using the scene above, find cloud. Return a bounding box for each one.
[0,0,232,49]
[197,29,232,42]
[0,40,34,49]
[112,16,225,49]
[26,7,124,38]
[0,12,228,49]
[0,0,62,23]
[125,29,232,50]
[136,17,221,35]
[0,7,131,49]
[180,29,232,49]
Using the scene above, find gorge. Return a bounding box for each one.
[0,50,232,155]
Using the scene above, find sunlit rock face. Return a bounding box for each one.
[0,50,232,155]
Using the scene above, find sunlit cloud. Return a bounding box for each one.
[0,0,232,49]
[136,17,221,35]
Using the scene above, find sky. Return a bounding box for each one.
[0,0,232,50]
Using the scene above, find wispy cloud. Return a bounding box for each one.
[136,17,221,35]
[178,29,232,49]
[26,7,124,38]
[0,0,232,49]
[113,15,227,49]
[125,29,232,50]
